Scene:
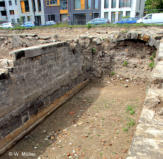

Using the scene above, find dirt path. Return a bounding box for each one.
[1,77,146,159]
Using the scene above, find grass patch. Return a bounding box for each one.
[123,118,136,132]
[1,23,163,31]
[126,105,135,115]
[110,71,115,76]
[92,48,96,54]
[149,51,156,69]
[149,61,155,69]
[123,61,128,67]
[87,24,92,29]
[127,118,135,127]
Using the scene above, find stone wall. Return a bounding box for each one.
[0,41,90,154]
[0,31,160,155]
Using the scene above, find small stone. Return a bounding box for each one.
[124,84,128,88]
[158,108,163,116]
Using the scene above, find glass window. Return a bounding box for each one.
[38,0,41,11]
[111,12,116,23]
[126,11,131,17]
[27,16,30,21]
[145,14,152,19]
[111,0,116,8]
[119,0,131,8]
[50,0,57,5]
[9,1,12,6]
[104,0,108,8]
[118,11,123,21]
[75,0,81,9]
[95,0,98,9]
[60,0,68,10]
[10,10,14,15]
[104,12,109,19]
[87,0,91,9]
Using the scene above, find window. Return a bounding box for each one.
[32,0,36,11]
[11,19,15,23]
[9,0,12,6]
[0,2,5,7]
[1,11,7,16]
[104,12,108,19]
[50,0,57,5]
[60,0,67,10]
[111,0,116,8]
[119,0,131,8]
[74,0,81,9]
[27,16,30,21]
[86,0,91,9]
[10,10,14,15]
[48,14,55,21]
[118,11,123,21]
[46,0,57,6]
[15,0,17,5]
[126,11,130,17]
[17,18,20,23]
[144,14,152,19]
[25,0,30,12]
[111,12,116,23]
[95,0,98,9]
[104,0,108,8]
[37,0,41,11]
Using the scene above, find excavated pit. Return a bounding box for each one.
[0,32,163,159]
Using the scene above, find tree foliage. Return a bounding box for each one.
[145,0,163,11]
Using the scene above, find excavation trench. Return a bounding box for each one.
[0,32,162,159]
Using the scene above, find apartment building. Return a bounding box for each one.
[0,0,45,25]
[18,0,45,25]
[43,0,69,23]
[44,0,101,25]
[0,0,19,23]
[101,0,145,23]
[69,0,101,24]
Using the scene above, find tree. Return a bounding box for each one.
[145,0,163,13]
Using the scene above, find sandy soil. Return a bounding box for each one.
[1,77,146,159]
[0,26,163,60]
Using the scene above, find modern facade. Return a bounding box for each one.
[0,0,145,25]
[69,0,101,25]
[101,0,145,23]
[0,0,45,25]
[44,0,101,25]
[43,0,69,23]
[0,0,19,23]
[18,0,45,25]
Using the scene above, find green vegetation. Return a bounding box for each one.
[123,127,129,132]
[1,23,163,31]
[145,0,163,14]
[123,61,128,67]
[123,118,136,132]
[127,118,136,127]
[149,51,156,69]
[126,105,135,115]
[92,48,96,54]
[87,23,92,29]
[111,71,115,76]
[149,61,155,69]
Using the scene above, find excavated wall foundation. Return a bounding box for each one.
[0,31,162,158]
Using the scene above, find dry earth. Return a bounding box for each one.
[0,77,146,159]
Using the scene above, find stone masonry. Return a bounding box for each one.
[126,39,163,159]
[0,31,162,156]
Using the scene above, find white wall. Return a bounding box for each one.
[101,0,145,23]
